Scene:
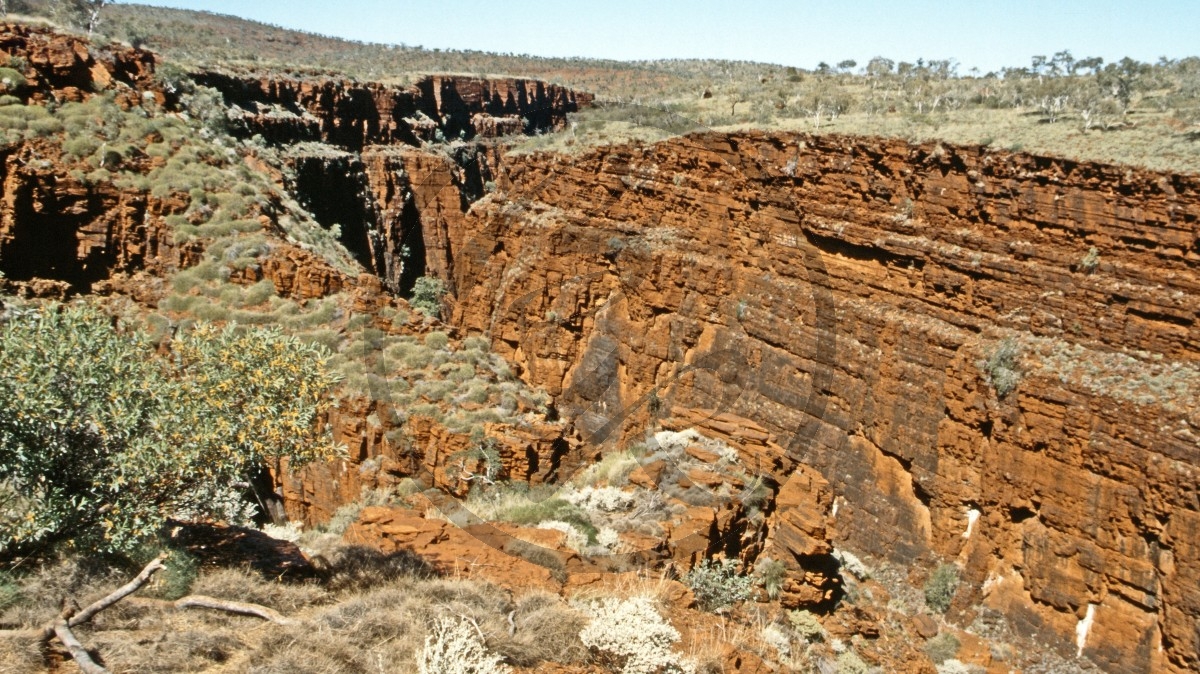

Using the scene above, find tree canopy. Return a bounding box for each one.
[0,301,341,555]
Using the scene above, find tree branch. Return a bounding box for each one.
[70,554,167,628]
[172,595,293,625]
[52,618,108,674]
[33,553,166,644]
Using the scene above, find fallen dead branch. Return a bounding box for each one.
[1,553,294,673]
[52,618,108,674]
[172,594,293,624]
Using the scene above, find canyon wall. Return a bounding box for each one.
[2,23,1197,672]
[442,132,1200,673]
[197,71,592,150]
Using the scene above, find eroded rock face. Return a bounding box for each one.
[0,140,190,295]
[445,131,1200,673]
[197,72,592,151]
[0,22,158,103]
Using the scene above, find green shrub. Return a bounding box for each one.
[683,558,753,611]
[1079,246,1100,273]
[410,276,446,318]
[462,335,489,351]
[0,67,26,93]
[788,609,825,642]
[924,632,960,665]
[503,497,598,544]
[924,563,960,613]
[146,547,200,600]
[424,330,449,350]
[0,301,341,555]
[836,650,870,674]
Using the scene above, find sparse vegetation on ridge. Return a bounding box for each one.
[25,1,1194,172]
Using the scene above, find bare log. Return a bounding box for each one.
[52,618,108,674]
[70,554,167,628]
[173,595,293,624]
[32,554,167,644]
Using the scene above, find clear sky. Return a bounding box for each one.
[116,1,1197,73]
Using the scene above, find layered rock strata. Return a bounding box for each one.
[444,131,1200,673]
[197,71,592,150]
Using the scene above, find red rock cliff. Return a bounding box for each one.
[196,71,592,150]
[445,132,1200,674]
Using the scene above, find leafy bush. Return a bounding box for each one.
[411,276,447,318]
[924,563,960,614]
[683,558,753,611]
[578,596,695,674]
[0,301,340,555]
[417,616,511,674]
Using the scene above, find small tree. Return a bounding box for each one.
[410,275,447,318]
[0,302,340,555]
[924,563,960,613]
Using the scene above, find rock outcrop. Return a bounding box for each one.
[3,20,1197,671]
[0,22,158,103]
[444,131,1200,673]
[197,71,592,150]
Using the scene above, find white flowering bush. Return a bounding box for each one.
[564,486,635,512]
[652,428,705,454]
[417,616,511,674]
[652,428,739,463]
[578,596,696,674]
[538,519,621,555]
[538,520,591,551]
[683,558,754,611]
[761,622,792,659]
[595,527,621,550]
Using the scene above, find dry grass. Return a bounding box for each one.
[0,547,591,673]
[510,102,1200,174]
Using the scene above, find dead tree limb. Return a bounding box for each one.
[70,554,167,628]
[173,595,293,624]
[3,553,294,674]
[52,618,108,674]
[0,555,168,642]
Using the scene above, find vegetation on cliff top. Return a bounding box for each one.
[14,1,1194,172]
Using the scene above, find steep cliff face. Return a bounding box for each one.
[0,22,158,103]
[0,140,193,298]
[197,71,592,150]
[444,132,1200,673]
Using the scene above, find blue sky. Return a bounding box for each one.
[117,1,1197,73]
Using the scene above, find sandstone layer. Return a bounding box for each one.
[442,132,1200,673]
[197,71,592,150]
